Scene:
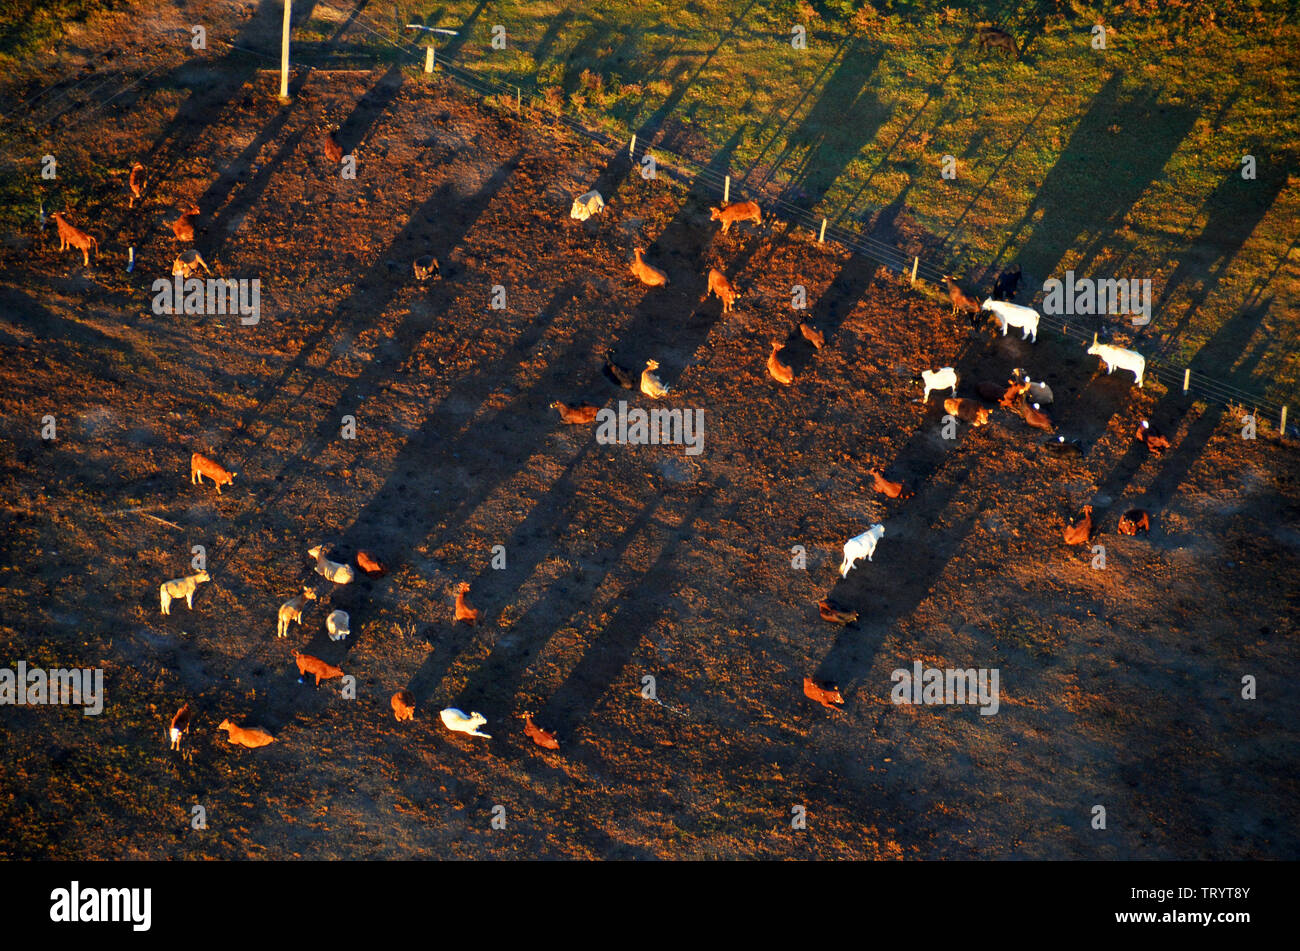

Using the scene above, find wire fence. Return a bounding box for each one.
[3,4,1294,438]
[404,42,1298,437]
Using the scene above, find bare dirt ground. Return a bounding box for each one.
[1,1,1297,860]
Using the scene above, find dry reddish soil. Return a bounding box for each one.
[0,2,1297,860]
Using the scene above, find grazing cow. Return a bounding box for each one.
[978,26,1018,58]
[324,128,344,164]
[291,650,344,687]
[49,212,99,266]
[1118,510,1151,535]
[391,690,416,721]
[868,469,913,500]
[172,249,211,278]
[706,268,739,313]
[170,205,199,242]
[799,322,825,349]
[709,201,762,234]
[570,189,605,221]
[1087,336,1145,387]
[817,600,858,625]
[521,713,560,750]
[982,299,1040,342]
[803,677,845,710]
[1062,505,1093,546]
[840,524,885,578]
[191,452,236,494]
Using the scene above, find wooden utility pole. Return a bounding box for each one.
[279,1,292,101]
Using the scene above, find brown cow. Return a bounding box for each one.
[521,713,560,750]
[709,200,761,234]
[324,128,344,164]
[868,469,913,500]
[356,551,387,577]
[454,582,479,625]
[1118,509,1151,535]
[803,677,845,710]
[291,650,344,687]
[1063,505,1093,545]
[706,268,739,313]
[943,274,982,321]
[50,212,99,266]
[799,322,825,349]
[817,600,859,625]
[944,397,992,427]
[391,690,416,721]
[191,452,236,494]
[550,401,600,424]
[218,719,275,748]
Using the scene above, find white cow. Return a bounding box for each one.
[982,299,1040,342]
[440,707,491,739]
[917,367,958,403]
[160,570,211,615]
[1086,337,1145,387]
[326,609,350,642]
[570,189,605,222]
[840,524,885,579]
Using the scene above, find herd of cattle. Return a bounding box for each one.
[43,107,1169,759]
[567,183,1164,712]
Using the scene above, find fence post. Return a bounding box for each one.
[818,218,827,243]
[1282,406,1289,437]
[279,0,293,101]
[425,46,434,73]
[1183,368,1190,394]
[724,175,730,204]
[910,257,919,286]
